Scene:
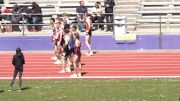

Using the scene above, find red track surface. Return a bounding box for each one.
[1,52,180,79]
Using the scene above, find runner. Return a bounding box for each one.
[59,29,71,73]
[50,17,57,61]
[66,27,76,72]
[85,13,93,56]
[54,17,64,65]
[71,32,82,77]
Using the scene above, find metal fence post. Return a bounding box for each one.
[159,14,162,49]
[22,14,25,36]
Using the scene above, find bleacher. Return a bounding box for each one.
[114,0,140,32]
[136,0,180,33]
[3,0,108,35]
[4,0,180,34]
[113,0,180,34]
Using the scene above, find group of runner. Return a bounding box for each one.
[49,13,93,77]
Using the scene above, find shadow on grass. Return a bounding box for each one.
[21,87,31,91]
[0,90,4,93]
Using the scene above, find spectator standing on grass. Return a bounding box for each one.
[92,2,105,31]
[76,1,87,32]
[8,48,25,92]
[104,0,115,31]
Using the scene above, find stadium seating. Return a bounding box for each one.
[4,0,180,34]
[136,0,180,33]
[6,0,105,33]
[114,0,140,32]
[114,0,180,34]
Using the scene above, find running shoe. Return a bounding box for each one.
[54,60,62,65]
[70,66,74,70]
[66,67,71,73]
[78,73,82,77]
[59,70,66,73]
[85,52,89,56]
[85,52,91,56]
[18,88,22,92]
[8,87,12,92]
[51,56,57,60]
[87,52,93,56]
[70,74,78,77]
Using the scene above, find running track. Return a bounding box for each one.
[1,51,180,79]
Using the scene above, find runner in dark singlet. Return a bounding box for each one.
[59,29,70,73]
[71,32,82,77]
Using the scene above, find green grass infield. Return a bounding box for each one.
[0,79,180,101]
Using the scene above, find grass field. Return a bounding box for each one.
[0,79,180,101]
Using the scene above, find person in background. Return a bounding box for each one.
[1,5,11,33]
[1,5,12,21]
[8,47,25,92]
[92,2,104,31]
[29,2,43,32]
[104,0,115,31]
[76,1,87,32]
[63,13,71,31]
[21,3,32,32]
[11,4,22,32]
[63,13,71,25]
[0,0,4,21]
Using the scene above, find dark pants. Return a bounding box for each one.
[10,69,23,89]
[28,16,42,31]
[11,20,21,32]
[106,14,113,31]
[92,15,104,30]
[77,18,85,31]
[0,10,2,21]
[32,17,41,31]
[26,17,33,31]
